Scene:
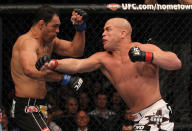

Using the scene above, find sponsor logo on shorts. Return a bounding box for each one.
[25,106,39,113]
[145,109,169,128]
[134,125,151,130]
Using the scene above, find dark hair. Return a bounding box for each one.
[95,91,108,98]
[32,5,59,25]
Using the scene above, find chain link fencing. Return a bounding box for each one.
[0,4,191,130]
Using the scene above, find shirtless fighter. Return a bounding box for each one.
[11,5,87,131]
[37,18,182,130]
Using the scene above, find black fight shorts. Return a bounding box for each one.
[10,96,50,131]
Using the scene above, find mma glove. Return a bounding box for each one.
[60,74,83,92]
[35,56,58,71]
[72,9,87,31]
[128,46,153,62]
[35,55,83,92]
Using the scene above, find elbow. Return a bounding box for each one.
[168,59,182,70]
[170,54,182,70]
[23,67,33,77]
[175,59,182,69]
[23,66,42,80]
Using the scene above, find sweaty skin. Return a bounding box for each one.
[42,18,181,113]
[11,13,85,99]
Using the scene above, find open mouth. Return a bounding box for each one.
[102,39,107,44]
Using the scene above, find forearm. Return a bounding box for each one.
[24,68,63,82]
[152,51,182,70]
[71,31,85,57]
[53,57,100,73]
[54,58,79,74]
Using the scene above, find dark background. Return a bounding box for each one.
[0,2,191,130]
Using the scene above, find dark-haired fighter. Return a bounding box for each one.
[38,18,181,130]
[11,5,87,131]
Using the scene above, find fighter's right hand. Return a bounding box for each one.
[35,55,58,71]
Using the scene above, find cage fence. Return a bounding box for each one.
[0,4,191,131]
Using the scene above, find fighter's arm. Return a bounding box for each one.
[55,53,102,73]
[41,52,103,74]
[19,39,63,81]
[139,44,182,70]
[53,32,85,57]
[52,9,86,57]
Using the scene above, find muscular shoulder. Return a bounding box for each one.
[91,51,111,59]
[132,42,161,52]
[17,34,39,51]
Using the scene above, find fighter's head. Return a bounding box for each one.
[32,5,61,43]
[102,17,132,51]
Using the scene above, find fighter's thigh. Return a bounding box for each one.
[15,112,49,131]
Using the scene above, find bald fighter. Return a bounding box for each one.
[37,17,182,130]
[11,5,87,131]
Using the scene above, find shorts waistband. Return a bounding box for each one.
[132,99,167,118]
[14,96,45,106]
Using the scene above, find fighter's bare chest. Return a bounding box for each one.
[103,56,136,76]
[37,45,53,57]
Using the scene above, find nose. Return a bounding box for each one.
[56,27,60,33]
[102,31,106,37]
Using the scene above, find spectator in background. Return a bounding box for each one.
[57,86,74,110]
[88,91,116,131]
[110,91,126,114]
[51,96,78,131]
[74,110,97,131]
[46,91,63,123]
[93,81,102,94]
[78,91,93,113]
[89,91,116,119]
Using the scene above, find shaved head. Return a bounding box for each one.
[106,17,132,35]
[102,17,132,51]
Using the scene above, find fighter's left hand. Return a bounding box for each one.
[71,9,87,25]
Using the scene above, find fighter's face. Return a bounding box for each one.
[42,14,60,43]
[102,20,121,51]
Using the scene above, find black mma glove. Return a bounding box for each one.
[128,46,153,62]
[60,74,83,92]
[36,55,51,71]
[72,8,88,31]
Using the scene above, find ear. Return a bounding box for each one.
[38,20,45,30]
[121,30,127,39]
